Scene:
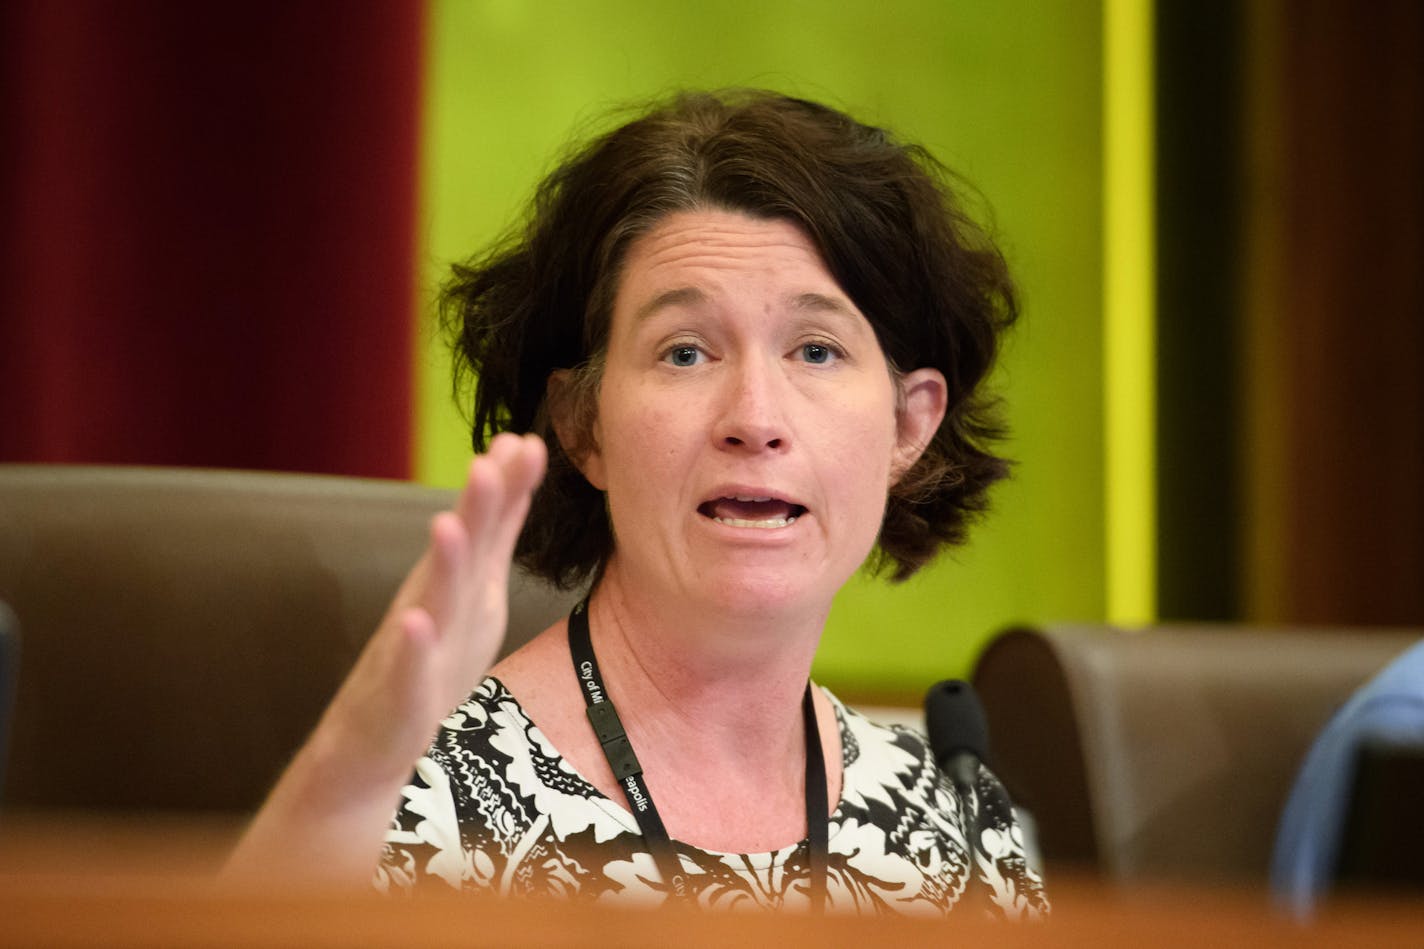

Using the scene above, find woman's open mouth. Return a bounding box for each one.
[697,495,807,529]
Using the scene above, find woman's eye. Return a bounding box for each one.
[665,345,702,367]
[800,343,835,364]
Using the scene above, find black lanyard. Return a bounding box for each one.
[567,601,828,912]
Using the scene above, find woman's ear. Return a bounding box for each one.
[547,369,607,490]
[890,367,948,485]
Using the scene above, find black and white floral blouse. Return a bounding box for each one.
[377,678,1048,918]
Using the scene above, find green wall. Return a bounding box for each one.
[416,0,1106,694]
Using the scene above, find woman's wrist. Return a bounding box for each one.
[300,699,428,806]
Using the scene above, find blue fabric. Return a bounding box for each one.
[1270,639,1424,916]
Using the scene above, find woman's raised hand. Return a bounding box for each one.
[329,432,548,771]
[226,433,547,885]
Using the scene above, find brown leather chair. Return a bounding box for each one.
[973,624,1422,884]
[0,465,582,814]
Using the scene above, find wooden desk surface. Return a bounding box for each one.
[1,814,1419,947]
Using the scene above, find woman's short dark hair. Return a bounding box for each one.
[444,89,1015,587]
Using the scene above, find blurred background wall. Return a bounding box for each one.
[2,0,1419,696]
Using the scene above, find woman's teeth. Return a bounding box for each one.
[713,514,797,529]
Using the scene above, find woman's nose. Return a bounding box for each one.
[715,357,789,451]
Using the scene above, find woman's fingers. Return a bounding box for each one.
[417,511,468,632]
[488,435,547,554]
[412,434,547,650]
[452,434,536,554]
[453,434,546,563]
[396,603,438,651]
[454,453,502,555]
[388,433,548,671]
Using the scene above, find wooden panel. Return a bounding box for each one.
[1241,0,1424,625]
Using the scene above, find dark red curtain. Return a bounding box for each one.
[1,1,423,478]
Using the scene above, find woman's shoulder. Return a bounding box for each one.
[819,687,1049,919]
[819,688,940,793]
[439,674,523,728]
[821,686,1018,829]
[421,675,541,779]
[487,616,570,694]
[381,671,637,894]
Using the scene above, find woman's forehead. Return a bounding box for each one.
[614,209,857,316]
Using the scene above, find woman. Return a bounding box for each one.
[231,90,1046,917]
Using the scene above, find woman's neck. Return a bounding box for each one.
[563,558,839,852]
[492,555,842,852]
[587,558,828,758]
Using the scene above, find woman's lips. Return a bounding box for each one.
[697,495,807,528]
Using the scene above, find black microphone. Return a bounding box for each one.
[925,679,991,792]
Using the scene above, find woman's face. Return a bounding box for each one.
[569,208,946,619]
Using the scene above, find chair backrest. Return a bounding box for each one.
[0,465,582,814]
[973,623,1422,884]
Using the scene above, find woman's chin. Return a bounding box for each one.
[606,539,864,623]
[681,563,843,621]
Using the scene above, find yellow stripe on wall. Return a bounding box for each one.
[1104,0,1156,625]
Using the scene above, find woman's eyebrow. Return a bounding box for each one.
[634,286,706,322]
[633,287,860,324]
[790,291,857,317]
